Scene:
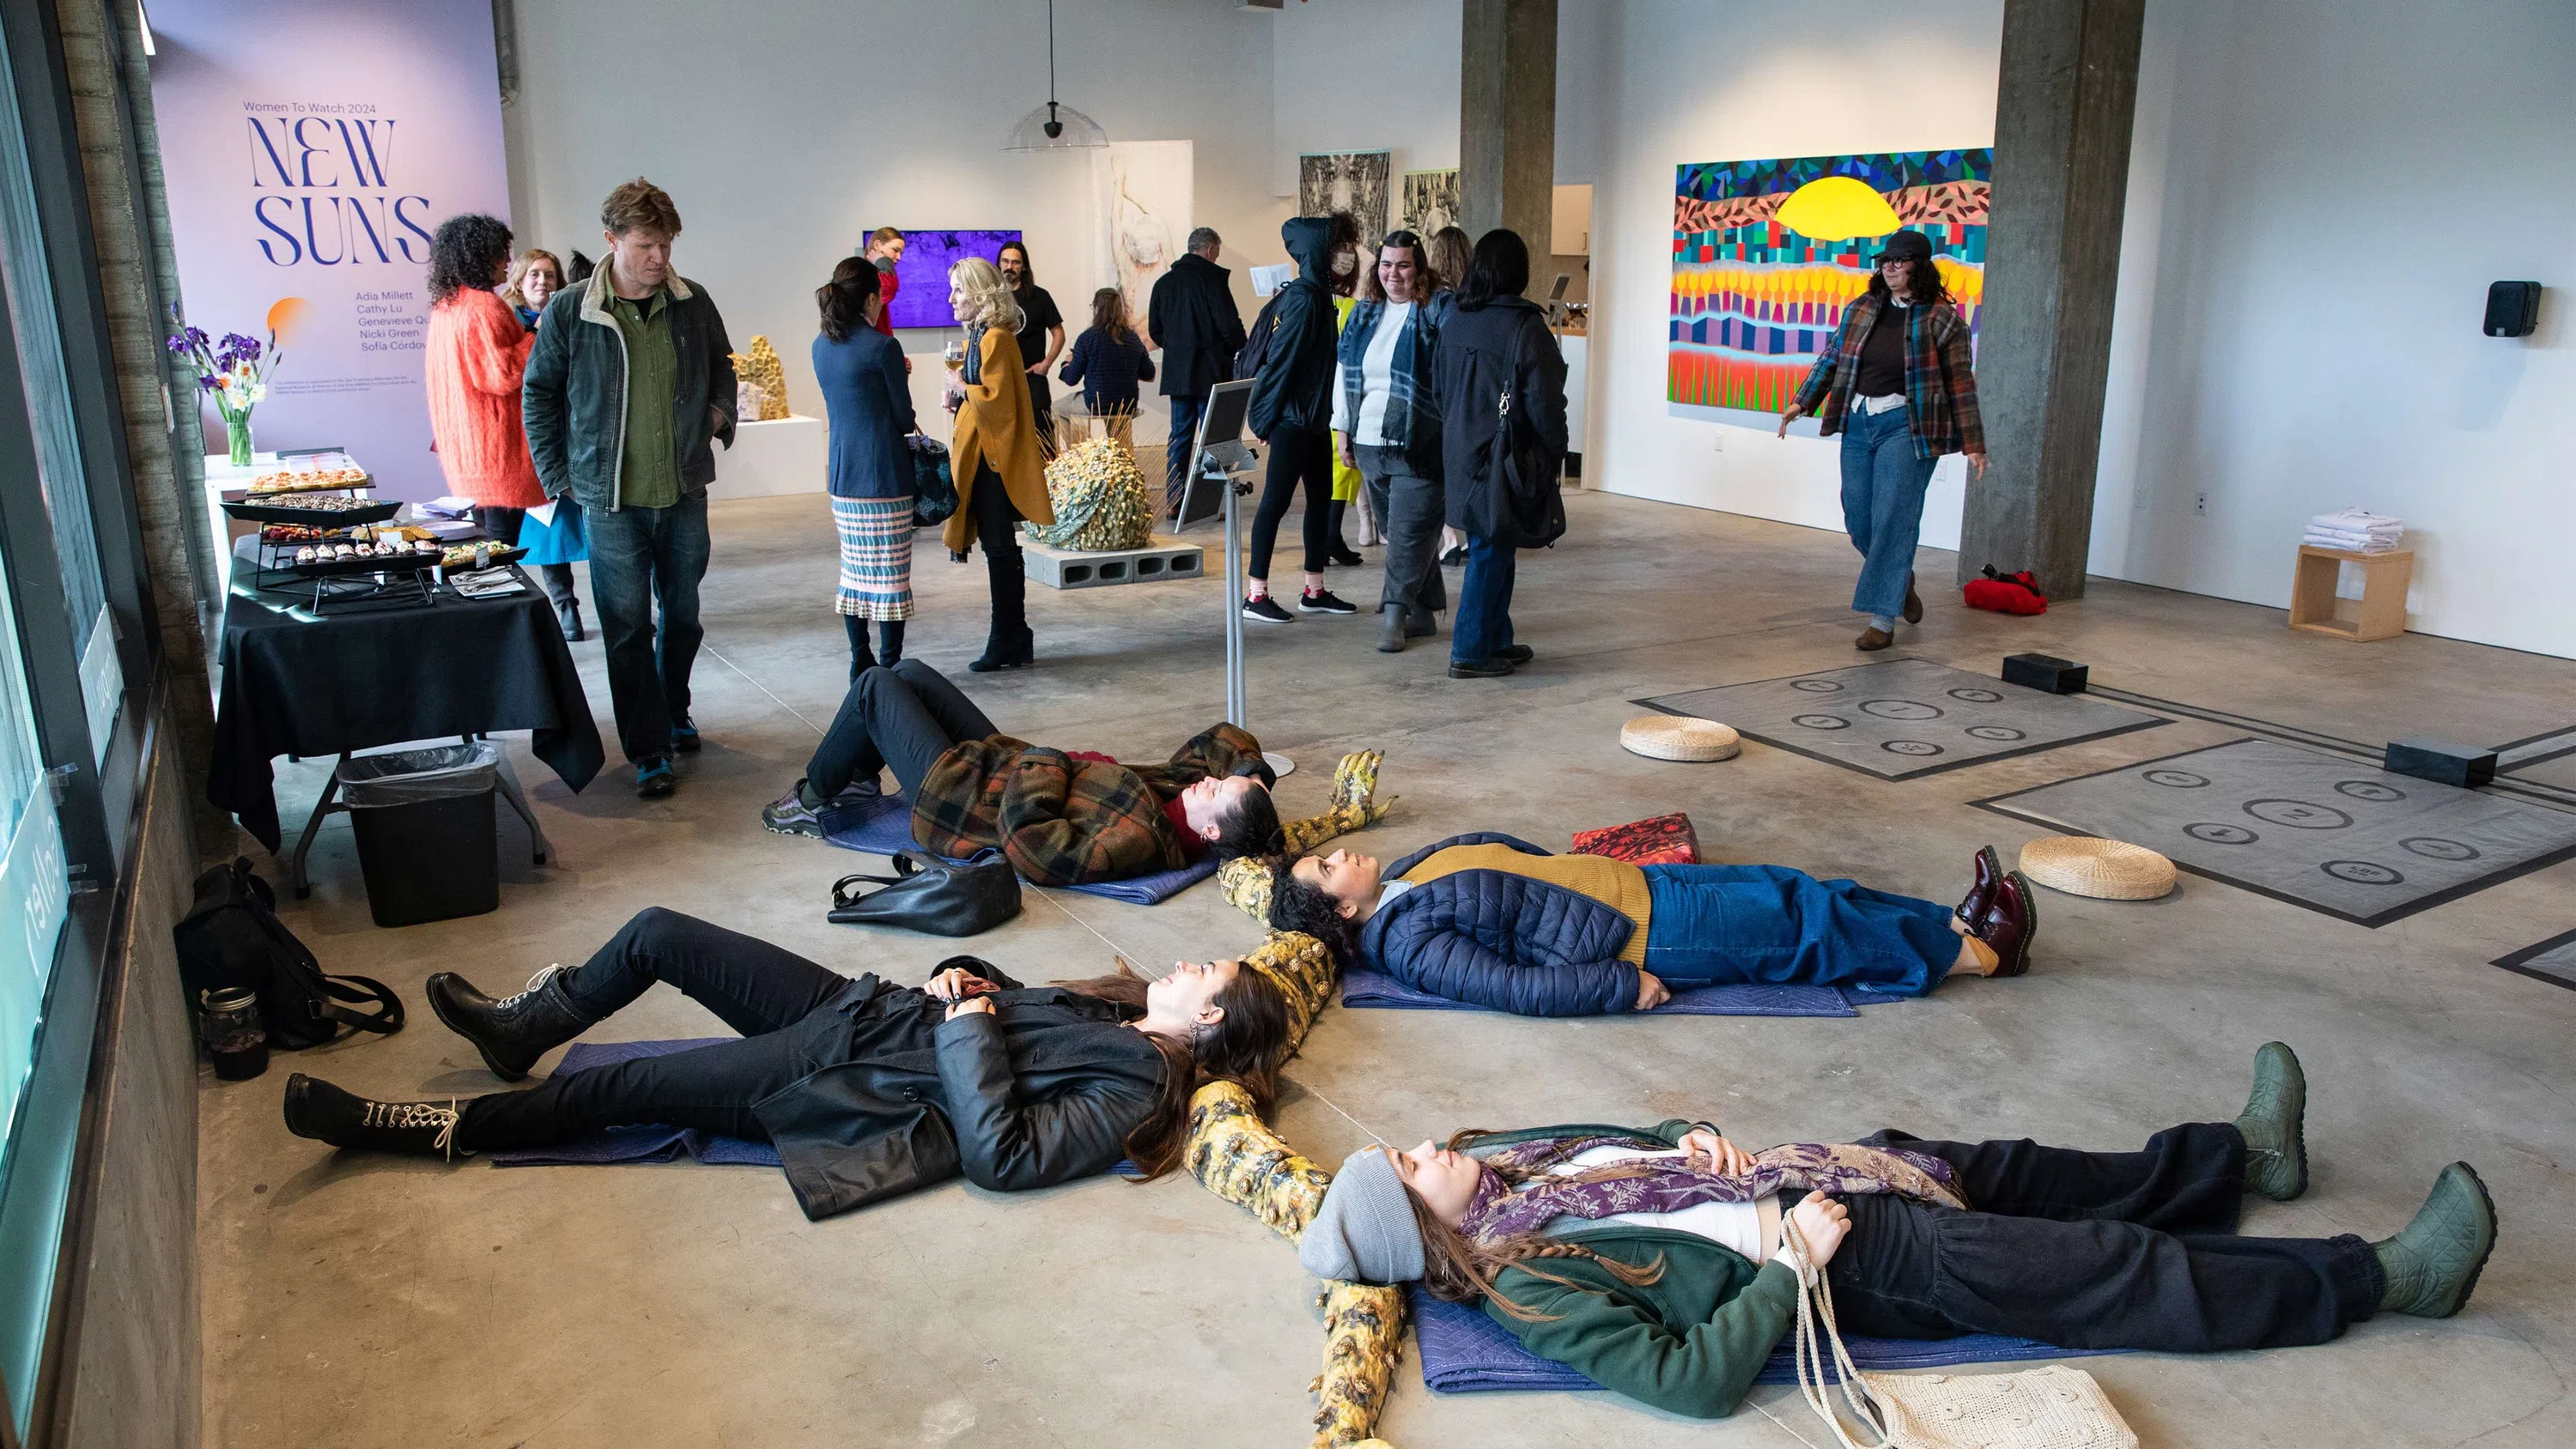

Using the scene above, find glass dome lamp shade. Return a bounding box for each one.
[1003,100,1107,151]
[1001,0,1107,151]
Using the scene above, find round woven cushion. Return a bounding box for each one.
[2019,836,2177,900]
[1621,715,1741,762]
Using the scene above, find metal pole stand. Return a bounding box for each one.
[1202,439,1292,781]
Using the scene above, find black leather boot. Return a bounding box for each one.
[426,965,593,1082]
[283,1074,466,1159]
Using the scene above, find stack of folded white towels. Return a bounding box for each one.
[2304,508,2404,553]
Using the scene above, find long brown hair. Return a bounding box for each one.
[1051,960,1293,1179]
[1411,1127,1665,1320]
[1359,230,1437,305]
[1088,286,1135,344]
[1867,255,1954,308]
[1425,227,1473,297]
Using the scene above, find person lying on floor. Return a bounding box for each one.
[758,658,1394,888]
[1298,1043,2498,1422]
[281,906,1293,1221]
[1257,834,2035,1016]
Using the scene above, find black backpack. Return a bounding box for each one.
[174,858,404,1051]
[1233,293,1284,381]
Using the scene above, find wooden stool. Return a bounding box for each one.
[2288,545,2413,641]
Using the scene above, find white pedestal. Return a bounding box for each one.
[709,415,828,500]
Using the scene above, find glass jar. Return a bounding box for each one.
[199,986,269,1081]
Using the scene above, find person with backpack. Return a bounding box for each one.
[1240,216,1355,624]
[1430,229,1566,679]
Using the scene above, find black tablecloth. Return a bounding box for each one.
[209,541,605,851]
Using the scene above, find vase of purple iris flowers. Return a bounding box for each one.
[167,306,284,466]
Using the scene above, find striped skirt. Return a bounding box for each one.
[830,495,916,620]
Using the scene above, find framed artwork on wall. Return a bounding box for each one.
[1668,149,1991,420]
[1096,141,1193,335]
[1298,150,1391,236]
[870,229,1023,330]
[1400,168,1459,237]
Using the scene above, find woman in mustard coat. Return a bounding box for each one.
[944,256,1054,671]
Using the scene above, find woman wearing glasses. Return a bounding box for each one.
[1777,229,1987,652]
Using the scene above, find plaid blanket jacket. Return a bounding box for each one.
[912,723,1271,887]
[1790,292,1984,460]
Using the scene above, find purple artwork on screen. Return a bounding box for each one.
[873,228,1023,330]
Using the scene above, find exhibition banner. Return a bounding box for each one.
[149,0,512,500]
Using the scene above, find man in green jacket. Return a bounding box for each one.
[1297,1045,2497,1421]
[524,177,736,798]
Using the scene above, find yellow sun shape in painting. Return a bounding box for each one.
[1774,176,1903,243]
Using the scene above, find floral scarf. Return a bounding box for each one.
[1461,1134,1968,1246]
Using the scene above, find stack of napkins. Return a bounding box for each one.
[2304,508,2403,553]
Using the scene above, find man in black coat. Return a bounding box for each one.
[1147,227,1248,514]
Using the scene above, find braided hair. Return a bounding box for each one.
[1406,1180,1663,1321]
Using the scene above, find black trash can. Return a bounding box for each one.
[337,744,502,928]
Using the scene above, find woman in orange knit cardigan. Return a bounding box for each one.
[942,256,1054,671]
[423,214,584,640]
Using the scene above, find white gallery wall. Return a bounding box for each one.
[1578,0,2571,658]
[501,0,1293,442]
[1581,0,2004,554]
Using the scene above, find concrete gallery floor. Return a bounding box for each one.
[198,488,2576,1448]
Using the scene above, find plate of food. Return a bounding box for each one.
[227,494,401,526]
[285,537,449,577]
[247,461,372,494]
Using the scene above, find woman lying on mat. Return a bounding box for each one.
[281,907,1292,1220]
[757,658,1394,888]
[1256,835,2034,1016]
[1298,1043,2497,1421]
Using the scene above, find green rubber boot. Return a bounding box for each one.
[2233,1040,2308,1201]
[2374,1162,2498,1319]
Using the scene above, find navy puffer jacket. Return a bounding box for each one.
[1360,834,1643,1016]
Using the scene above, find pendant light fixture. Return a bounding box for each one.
[1002,0,1108,150]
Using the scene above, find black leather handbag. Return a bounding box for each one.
[828,849,1021,937]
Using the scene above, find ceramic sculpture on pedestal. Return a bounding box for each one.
[732,335,791,421]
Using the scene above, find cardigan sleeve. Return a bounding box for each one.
[457,297,534,398]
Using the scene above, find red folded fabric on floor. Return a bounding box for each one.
[1572,812,1700,865]
[1965,570,2049,615]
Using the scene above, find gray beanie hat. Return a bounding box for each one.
[1299,1147,1426,1285]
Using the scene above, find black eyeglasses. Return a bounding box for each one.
[1877,256,1919,267]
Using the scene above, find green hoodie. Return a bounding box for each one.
[1467,1120,1804,1419]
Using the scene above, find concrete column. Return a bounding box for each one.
[1459,0,1556,249]
[1959,0,2144,599]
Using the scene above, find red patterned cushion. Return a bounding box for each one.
[1572,812,1700,866]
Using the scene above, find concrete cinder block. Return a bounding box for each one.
[1022,535,1206,591]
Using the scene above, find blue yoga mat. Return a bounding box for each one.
[1409,1287,2113,1392]
[487,1038,1141,1176]
[1340,967,1905,1018]
[817,790,1218,906]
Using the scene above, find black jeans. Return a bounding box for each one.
[469,506,579,610]
[1249,424,1333,581]
[1164,393,1208,514]
[456,909,850,1150]
[1826,1124,2385,1352]
[586,491,712,763]
[969,461,1027,643]
[805,658,997,800]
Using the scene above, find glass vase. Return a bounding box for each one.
[225,410,254,467]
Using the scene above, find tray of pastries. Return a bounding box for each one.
[227,494,401,526]
[284,537,452,577]
[246,459,372,495]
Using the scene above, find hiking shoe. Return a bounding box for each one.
[2234,1041,2309,1201]
[762,779,826,839]
[1449,657,1515,679]
[635,758,677,798]
[1242,595,1294,624]
[671,718,702,754]
[283,1074,467,1159]
[1300,589,1358,615]
[2375,1163,2497,1318]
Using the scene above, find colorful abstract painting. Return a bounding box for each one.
[1668,149,1990,416]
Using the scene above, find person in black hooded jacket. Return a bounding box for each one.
[1242,216,1356,622]
[1431,228,1567,679]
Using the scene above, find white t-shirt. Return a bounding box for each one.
[1332,302,1414,446]
[1540,1145,1783,1265]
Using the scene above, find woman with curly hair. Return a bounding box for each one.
[424,214,583,639]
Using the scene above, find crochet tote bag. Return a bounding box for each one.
[1783,1217,2138,1449]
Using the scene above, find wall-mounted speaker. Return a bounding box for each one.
[2484,281,2540,337]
